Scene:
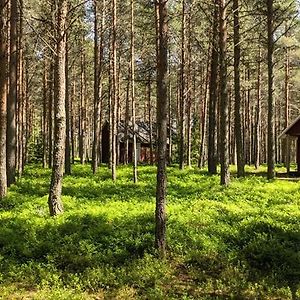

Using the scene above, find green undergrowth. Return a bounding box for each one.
[0,164,299,299]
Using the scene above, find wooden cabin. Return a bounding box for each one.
[101,121,174,164]
[117,121,156,164]
[279,116,300,174]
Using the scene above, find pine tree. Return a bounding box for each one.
[48,0,68,216]
[0,0,7,198]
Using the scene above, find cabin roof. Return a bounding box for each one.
[279,116,300,139]
[118,121,153,144]
[103,120,177,145]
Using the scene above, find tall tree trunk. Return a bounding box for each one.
[233,0,244,177]
[65,33,71,175]
[108,51,113,168]
[208,0,218,175]
[124,68,130,164]
[186,1,192,168]
[168,79,172,165]
[48,0,67,216]
[246,66,251,165]
[254,48,261,169]
[20,57,26,171]
[116,58,121,166]
[79,43,86,164]
[7,0,17,186]
[111,0,117,181]
[155,0,168,257]
[92,0,105,174]
[71,71,75,164]
[199,55,209,168]
[148,74,154,165]
[16,0,24,176]
[284,39,290,171]
[131,0,138,182]
[42,59,48,168]
[267,0,275,179]
[179,0,186,170]
[24,64,30,166]
[0,0,7,198]
[219,0,230,186]
[48,62,54,168]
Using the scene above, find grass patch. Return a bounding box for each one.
[0,164,299,299]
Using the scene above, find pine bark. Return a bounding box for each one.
[79,43,87,164]
[267,0,275,179]
[155,0,168,257]
[168,80,172,165]
[7,0,17,186]
[131,0,138,183]
[284,40,290,170]
[254,48,261,169]
[148,75,154,165]
[124,69,130,164]
[208,0,218,175]
[48,0,67,216]
[48,63,54,168]
[186,1,192,168]
[42,59,48,168]
[199,57,209,168]
[65,33,71,175]
[0,0,7,198]
[71,73,75,164]
[111,0,117,181]
[92,0,99,168]
[92,0,105,174]
[179,0,186,170]
[219,0,230,186]
[16,0,24,176]
[233,0,244,177]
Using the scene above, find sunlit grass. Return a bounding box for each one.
[0,163,299,299]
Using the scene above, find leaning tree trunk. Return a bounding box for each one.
[267,0,275,180]
[48,0,67,216]
[7,0,17,186]
[0,0,7,198]
[233,0,244,177]
[208,0,218,175]
[219,0,230,186]
[155,0,168,257]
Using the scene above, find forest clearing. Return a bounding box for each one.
[0,164,299,299]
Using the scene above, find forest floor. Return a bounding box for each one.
[0,164,299,299]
